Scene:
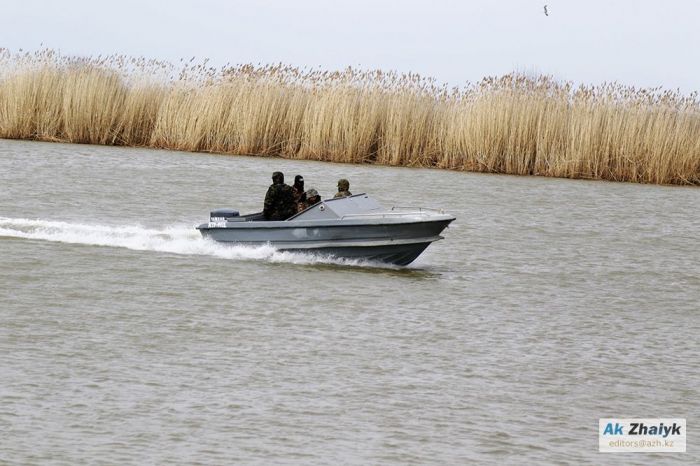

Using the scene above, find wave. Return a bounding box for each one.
[0,216,395,268]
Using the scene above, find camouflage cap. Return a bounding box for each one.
[337,178,350,190]
[305,188,319,198]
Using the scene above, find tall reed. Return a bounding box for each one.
[1,49,698,185]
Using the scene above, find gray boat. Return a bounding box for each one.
[197,194,455,265]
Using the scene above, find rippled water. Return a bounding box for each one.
[1,139,698,464]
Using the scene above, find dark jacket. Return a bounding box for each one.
[264,183,296,220]
[291,185,306,204]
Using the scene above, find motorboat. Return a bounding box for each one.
[196,194,455,265]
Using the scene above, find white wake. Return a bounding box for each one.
[0,216,391,267]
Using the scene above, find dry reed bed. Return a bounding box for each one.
[1,49,699,185]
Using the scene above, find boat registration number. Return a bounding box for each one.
[208,221,227,228]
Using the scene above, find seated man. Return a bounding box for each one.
[263,172,296,220]
[334,178,352,198]
[297,188,321,212]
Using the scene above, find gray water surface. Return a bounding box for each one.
[1,139,698,465]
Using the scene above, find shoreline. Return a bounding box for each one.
[5,137,698,190]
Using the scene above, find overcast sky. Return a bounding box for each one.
[2,0,699,91]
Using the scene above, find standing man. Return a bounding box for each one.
[334,178,352,198]
[291,175,306,207]
[263,172,296,220]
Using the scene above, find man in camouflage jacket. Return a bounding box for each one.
[296,188,321,213]
[291,175,307,209]
[263,172,296,220]
[334,178,352,198]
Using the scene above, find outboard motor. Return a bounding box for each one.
[210,208,239,222]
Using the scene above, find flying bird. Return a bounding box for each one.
[544,5,549,16]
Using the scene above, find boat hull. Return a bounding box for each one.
[282,241,434,266]
[197,217,453,266]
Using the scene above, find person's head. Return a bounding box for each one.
[305,188,320,204]
[294,175,304,189]
[272,171,284,184]
[337,178,350,191]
